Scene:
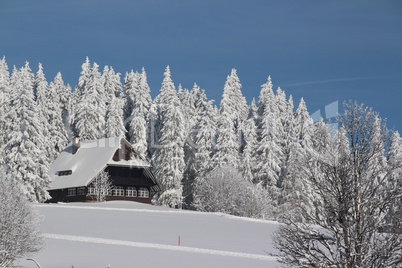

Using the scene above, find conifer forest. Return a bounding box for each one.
[0,56,401,267]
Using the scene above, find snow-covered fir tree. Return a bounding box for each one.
[192,100,217,177]
[256,75,274,127]
[241,99,259,182]
[2,62,51,202]
[49,72,72,135]
[73,61,106,140]
[211,69,248,170]
[220,69,248,129]
[276,98,314,221]
[147,101,158,156]
[105,94,126,138]
[33,63,48,102]
[75,57,91,97]
[212,111,240,169]
[177,83,197,134]
[182,84,215,207]
[152,66,185,207]
[152,66,176,136]
[253,92,283,207]
[387,131,402,223]
[46,74,70,159]
[123,70,140,121]
[126,68,152,156]
[0,56,10,148]
[102,65,122,102]
[33,63,54,161]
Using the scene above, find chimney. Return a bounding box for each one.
[72,136,81,154]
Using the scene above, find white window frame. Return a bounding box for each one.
[126,187,137,197]
[138,187,149,198]
[67,188,76,196]
[112,186,125,196]
[88,185,95,195]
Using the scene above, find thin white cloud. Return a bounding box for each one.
[283,74,402,87]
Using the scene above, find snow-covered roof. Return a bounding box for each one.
[48,137,151,190]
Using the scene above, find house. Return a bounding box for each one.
[47,136,160,204]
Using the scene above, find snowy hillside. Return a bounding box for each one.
[17,201,279,268]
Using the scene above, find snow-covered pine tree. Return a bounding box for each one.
[256,75,274,128]
[152,66,185,207]
[105,93,126,138]
[128,112,148,155]
[126,68,152,156]
[178,83,196,134]
[192,99,217,177]
[75,57,91,97]
[70,57,91,135]
[102,65,122,102]
[0,56,10,149]
[147,101,158,157]
[211,69,247,169]
[212,110,240,169]
[181,84,214,207]
[138,68,152,112]
[151,66,176,151]
[241,99,258,182]
[254,76,277,159]
[138,68,153,157]
[33,63,48,102]
[277,92,295,181]
[277,97,314,221]
[253,93,283,207]
[123,70,140,121]
[275,87,293,151]
[49,72,72,136]
[73,62,106,140]
[387,131,402,225]
[3,62,51,202]
[33,63,54,162]
[47,74,70,160]
[220,69,248,130]
[293,98,313,146]
[311,118,332,155]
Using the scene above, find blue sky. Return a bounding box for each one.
[1,0,402,130]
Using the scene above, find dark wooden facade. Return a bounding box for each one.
[47,188,156,204]
[47,166,158,203]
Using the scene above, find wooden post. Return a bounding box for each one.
[178,235,181,246]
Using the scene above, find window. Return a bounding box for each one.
[88,185,95,195]
[58,170,72,176]
[77,187,86,195]
[88,185,111,196]
[67,188,76,196]
[112,186,124,196]
[138,188,149,198]
[126,187,137,197]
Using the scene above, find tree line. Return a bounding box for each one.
[0,56,312,212]
[0,56,401,267]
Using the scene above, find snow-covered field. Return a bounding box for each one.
[16,201,280,268]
